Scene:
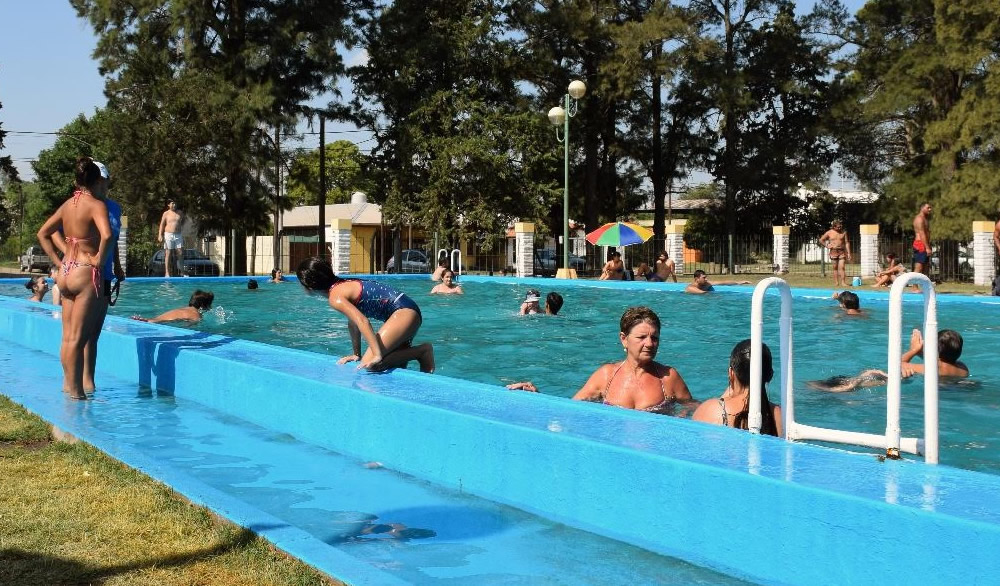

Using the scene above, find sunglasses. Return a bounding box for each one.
[108,279,122,306]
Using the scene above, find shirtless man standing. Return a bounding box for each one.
[819,220,851,287]
[912,203,932,277]
[993,215,1000,264]
[158,200,184,277]
[654,251,677,282]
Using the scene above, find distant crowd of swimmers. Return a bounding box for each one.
[28,176,974,425]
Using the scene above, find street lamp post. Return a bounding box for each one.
[548,79,586,279]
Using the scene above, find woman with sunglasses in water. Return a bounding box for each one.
[508,307,693,415]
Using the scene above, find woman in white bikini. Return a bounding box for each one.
[36,157,113,400]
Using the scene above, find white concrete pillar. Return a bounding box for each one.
[972,221,995,286]
[772,226,789,274]
[666,221,686,276]
[119,215,128,276]
[515,222,535,278]
[331,218,352,275]
[860,224,880,278]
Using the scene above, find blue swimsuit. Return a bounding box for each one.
[336,279,421,323]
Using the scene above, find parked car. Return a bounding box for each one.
[386,249,430,273]
[19,246,50,273]
[535,249,587,272]
[148,248,221,276]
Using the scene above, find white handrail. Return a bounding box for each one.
[887,272,939,463]
[781,272,939,464]
[749,278,793,436]
[437,248,463,276]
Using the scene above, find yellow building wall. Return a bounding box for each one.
[350,226,378,273]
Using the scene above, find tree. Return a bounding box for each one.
[0,100,19,245]
[0,101,18,185]
[285,140,372,206]
[603,1,705,249]
[351,0,560,250]
[684,0,840,268]
[511,0,650,235]
[835,0,1000,239]
[30,114,110,217]
[73,0,364,273]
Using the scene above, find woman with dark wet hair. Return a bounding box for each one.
[296,256,434,373]
[693,339,782,436]
[36,156,113,400]
[25,276,50,303]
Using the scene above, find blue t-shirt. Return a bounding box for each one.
[103,198,122,280]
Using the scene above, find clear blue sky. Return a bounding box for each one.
[0,0,868,182]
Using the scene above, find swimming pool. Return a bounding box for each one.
[9,275,995,474]
[3,276,1000,584]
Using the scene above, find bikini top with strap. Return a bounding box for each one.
[718,397,729,426]
[603,360,674,414]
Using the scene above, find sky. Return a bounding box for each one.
[0,0,868,183]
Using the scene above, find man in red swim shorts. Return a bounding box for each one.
[912,203,932,276]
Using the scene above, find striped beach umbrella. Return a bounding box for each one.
[585,222,654,247]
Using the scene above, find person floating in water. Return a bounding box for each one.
[296,256,434,373]
[684,270,749,294]
[131,290,214,324]
[25,276,50,303]
[833,291,863,316]
[507,307,693,415]
[808,328,969,392]
[430,268,463,294]
[692,339,782,436]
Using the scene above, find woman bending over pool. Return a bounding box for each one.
[692,339,782,436]
[508,306,692,414]
[297,257,434,373]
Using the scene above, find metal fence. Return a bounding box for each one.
[192,231,980,283]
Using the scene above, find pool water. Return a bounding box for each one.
[6,277,1000,474]
[0,339,746,584]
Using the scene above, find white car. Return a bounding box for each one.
[386,249,431,273]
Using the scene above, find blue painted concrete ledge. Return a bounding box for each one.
[2,295,1000,584]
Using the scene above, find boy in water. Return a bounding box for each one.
[131,290,214,324]
[808,329,968,392]
[833,291,863,316]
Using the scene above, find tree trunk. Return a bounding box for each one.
[651,43,665,251]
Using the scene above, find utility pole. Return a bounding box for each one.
[273,126,281,270]
[318,116,326,259]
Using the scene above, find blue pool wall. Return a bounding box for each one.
[3,277,1000,585]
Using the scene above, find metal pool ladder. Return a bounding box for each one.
[438,248,463,276]
[749,274,939,464]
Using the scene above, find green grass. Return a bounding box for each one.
[0,396,340,586]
